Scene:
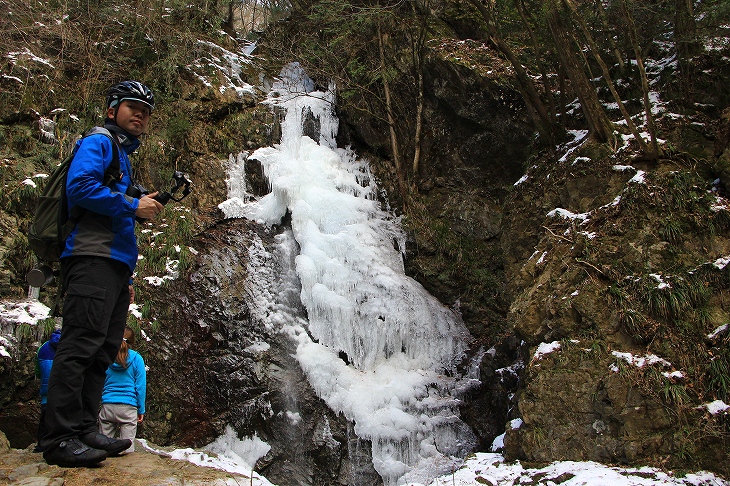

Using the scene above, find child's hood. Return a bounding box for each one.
[109,361,128,371]
[49,329,62,349]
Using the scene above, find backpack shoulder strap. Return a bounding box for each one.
[103,142,121,186]
[66,128,121,219]
[84,127,122,185]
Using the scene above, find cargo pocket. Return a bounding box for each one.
[63,283,107,332]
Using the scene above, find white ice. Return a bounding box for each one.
[220,62,474,485]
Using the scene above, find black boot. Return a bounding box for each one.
[79,432,132,457]
[43,438,107,467]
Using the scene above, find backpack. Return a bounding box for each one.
[28,128,121,262]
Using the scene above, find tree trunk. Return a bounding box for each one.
[595,0,625,72]
[564,0,650,155]
[514,0,558,129]
[546,1,615,144]
[412,62,424,178]
[377,22,406,201]
[410,0,428,179]
[674,0,700,102]
[619,0,660,157]
[557,62,567,131]
[467,0,559,146]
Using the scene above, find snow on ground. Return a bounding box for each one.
[405,453,729,486]
[138,425,276,485]
[140,438,730,486]
[157,445,730,486]
[158,449,730,485]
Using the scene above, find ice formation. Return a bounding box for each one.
[220,63,476,485]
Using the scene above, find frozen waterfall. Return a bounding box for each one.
[220,63,477,485]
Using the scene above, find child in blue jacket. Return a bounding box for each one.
[98,327,146,454]
[35,329,62,452]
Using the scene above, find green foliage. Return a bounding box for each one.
[660,217,683,242]
[617,307,653,342]
[15,323,33,341]
[296,0,392,89]
[712,206,730,231]
[141,300,154,320]
[673,427,698,462]
[135,204,196,286]
[586,339,607,356]
[607,269,716,346]
[701,0,730,33]
[5,179,40,214]
[345,58,373,87]
[707,350,730,401]
[38,318,59,339]
[167,116,193,148]
[647,282,686,320]
[663,382,690,406]
[127,289,166,343]
[607,284,628,305]
[666,171,702,210]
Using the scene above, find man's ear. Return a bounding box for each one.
[106,107,116,120]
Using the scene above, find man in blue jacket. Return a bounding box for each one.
[41,81,164,468]
[34,328,61,453]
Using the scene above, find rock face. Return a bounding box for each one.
[499,146,730,475]
[141,217,381,485]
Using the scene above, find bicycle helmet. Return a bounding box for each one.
[106,81,155,112]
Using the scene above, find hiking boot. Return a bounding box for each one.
[79,432,132,457]
[43,438,107,467]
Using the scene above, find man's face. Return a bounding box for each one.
[107,100,151,137]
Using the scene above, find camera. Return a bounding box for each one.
[128,172,192,223]
[126,182,149,199]
[126,172,191,205]
[155,171,192,205]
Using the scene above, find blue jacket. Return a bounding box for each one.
[102,349,146,415]
[61,124,141,272]
[36,329,62,404]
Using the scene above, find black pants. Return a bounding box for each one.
[36,403,47,451]
[40,256,131,451]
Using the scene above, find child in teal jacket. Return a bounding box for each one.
[98,327,146,454]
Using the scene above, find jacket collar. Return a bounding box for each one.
[103,121,141,154]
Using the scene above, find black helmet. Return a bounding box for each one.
[106,81,155,111]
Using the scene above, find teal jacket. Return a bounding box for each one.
[102,349,146,415]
